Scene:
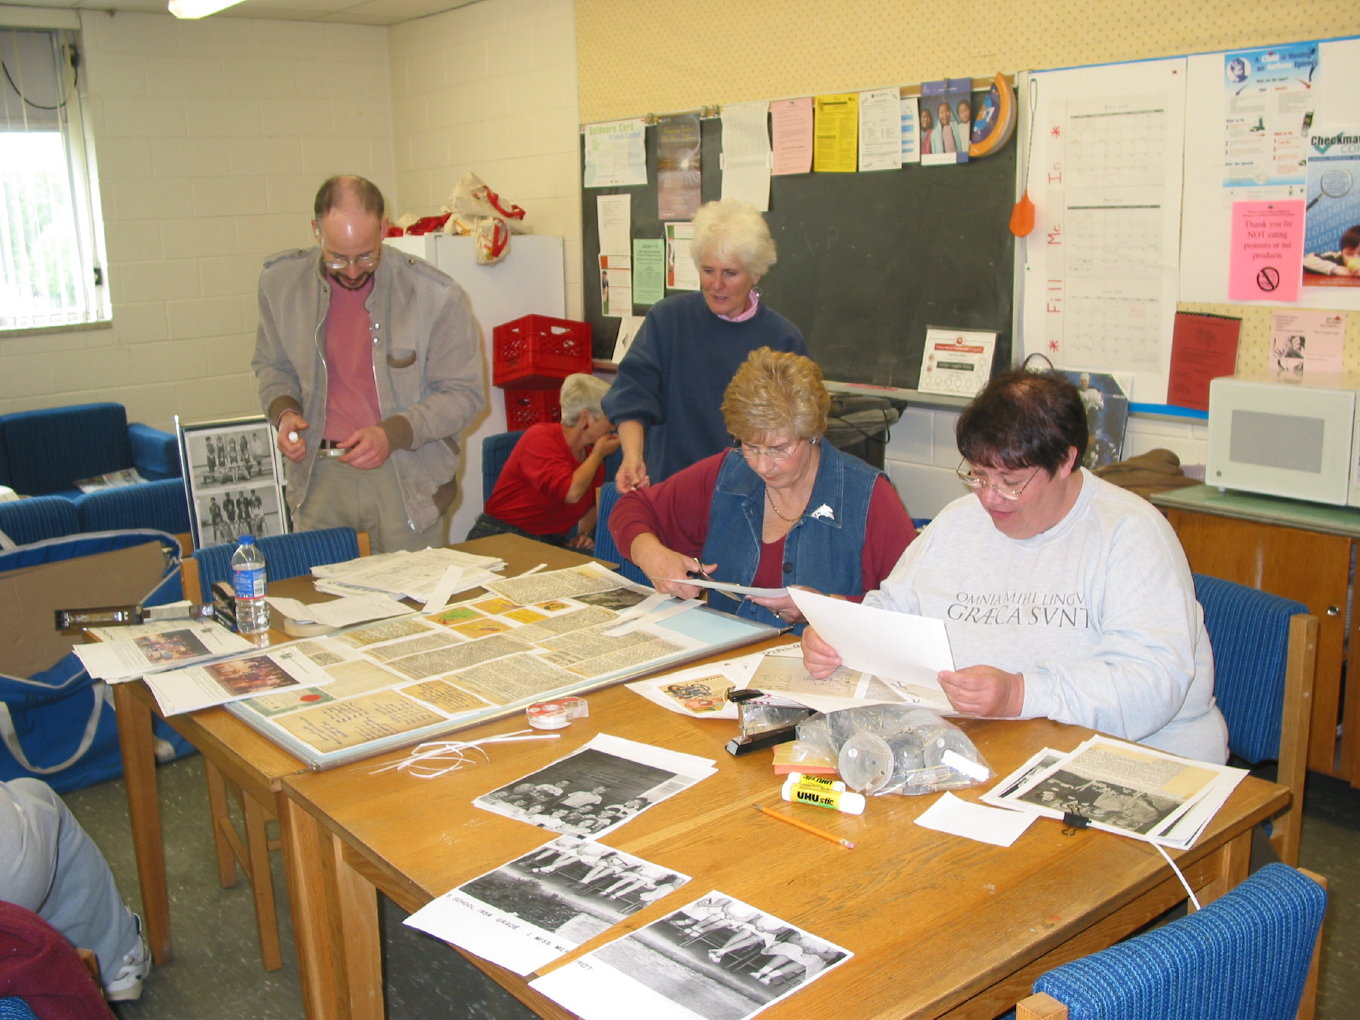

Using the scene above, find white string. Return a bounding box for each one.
[1153,840,1201,912]
[370,729,561,779]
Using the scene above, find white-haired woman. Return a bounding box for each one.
[466,373,619,549]
[602,199,806,492]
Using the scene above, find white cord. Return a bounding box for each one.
[370,728,561,779]
[1153,840,1201,912]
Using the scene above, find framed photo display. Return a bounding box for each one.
[176,415,288,550]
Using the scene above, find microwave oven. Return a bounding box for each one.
[1206,374,1360,507]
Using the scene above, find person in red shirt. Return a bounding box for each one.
[467,374,620,549]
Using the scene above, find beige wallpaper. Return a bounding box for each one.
[575,1,1360,124]
[575,1,1360,375]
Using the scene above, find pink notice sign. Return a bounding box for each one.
[1229,200,1305,301]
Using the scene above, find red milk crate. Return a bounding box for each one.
[492,315,592,389]
[504,388,562,430]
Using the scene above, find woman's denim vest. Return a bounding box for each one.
[700,443,880,633]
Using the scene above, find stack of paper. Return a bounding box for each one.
[981,735,1247,850]
[311,547,505,602]
[74,620,257,683]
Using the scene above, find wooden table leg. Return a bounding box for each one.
[111,682,172,965]
[334,838,383,1020]
[281,794,381,1020]
[1193,827,1252,908]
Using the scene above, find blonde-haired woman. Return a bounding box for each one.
[603,199,807,492]
[610,348,916,631]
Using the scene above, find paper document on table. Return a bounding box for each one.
[406,836,692,976]
[310,547,505,601]
[75,621,255,681]
[663,577,787,598]
[788,589,953,710]
[145,643,335,716]
[267,592,411,630]
[981,736,1247,850]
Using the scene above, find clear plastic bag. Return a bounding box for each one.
[792,705,991,796]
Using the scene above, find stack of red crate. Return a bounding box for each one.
[492,315,592,430]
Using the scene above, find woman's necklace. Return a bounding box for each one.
[766,486,806,523]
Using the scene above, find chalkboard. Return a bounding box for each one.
[581,110,1017,389]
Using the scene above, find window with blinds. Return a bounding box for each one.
[1,26,109,332]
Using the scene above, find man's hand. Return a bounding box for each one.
[937,666,1024,717]
[801,626,843,678]
[337,425,392,470]
[277,410,308,463]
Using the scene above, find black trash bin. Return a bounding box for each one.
[825,394,900,470]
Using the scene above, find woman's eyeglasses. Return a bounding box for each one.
[955,460,1041,501]
[735,439,802,462]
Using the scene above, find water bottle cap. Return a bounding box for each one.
[239,535,255,544]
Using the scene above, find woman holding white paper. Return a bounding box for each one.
[801,369,1228,763]
[609,348,915,632]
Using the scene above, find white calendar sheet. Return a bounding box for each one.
[1020,59,1187,405]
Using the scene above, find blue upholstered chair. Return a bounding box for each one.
[0,403,179,498]
[1016,863,1327,1020]
[74,477,190,538]
[591,482,649,585]
[481,429,526,503]
[178,525,368,973]
[1193,573,1317,866]
[0,496,82,548]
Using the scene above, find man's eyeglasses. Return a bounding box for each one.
[735,438,802,462]
[322,252,379,272]
[956,459,1041,501]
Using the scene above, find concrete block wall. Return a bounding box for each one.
[387,0,584,321]
[1,11,394,431]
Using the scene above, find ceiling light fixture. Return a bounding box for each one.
[167,0,249,19]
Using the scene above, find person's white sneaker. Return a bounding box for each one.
[104,914,151,1002]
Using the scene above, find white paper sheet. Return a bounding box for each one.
[788,589,953,710]
[915,792,1036,847]
[267,592,411,629]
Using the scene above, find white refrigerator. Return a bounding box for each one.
[387,233,566,543]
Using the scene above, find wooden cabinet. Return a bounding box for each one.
[1152,485,1360,783]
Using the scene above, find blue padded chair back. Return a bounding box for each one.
[0,403,133,496]
[481,429,526,503]
[75,477,191,536]
[1193,573,1307,764]
[592,482,649,585]
[0,496,82,547]
[188,527,361,602]
[1034,863,1325,1020]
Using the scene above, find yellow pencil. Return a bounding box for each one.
[753,803,856,849]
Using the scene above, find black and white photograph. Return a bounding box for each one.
[176,414,288,549]
[474,733,717,840]
[1017,768,1181,836]
[530,890,851,1020]
[404,836,690,975]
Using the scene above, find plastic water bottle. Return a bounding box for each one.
[230,535,270,635]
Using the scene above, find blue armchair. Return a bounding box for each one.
[0,403,180,499]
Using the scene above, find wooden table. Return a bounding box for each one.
[112,534,602,968]
[280,665,1287,1020]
